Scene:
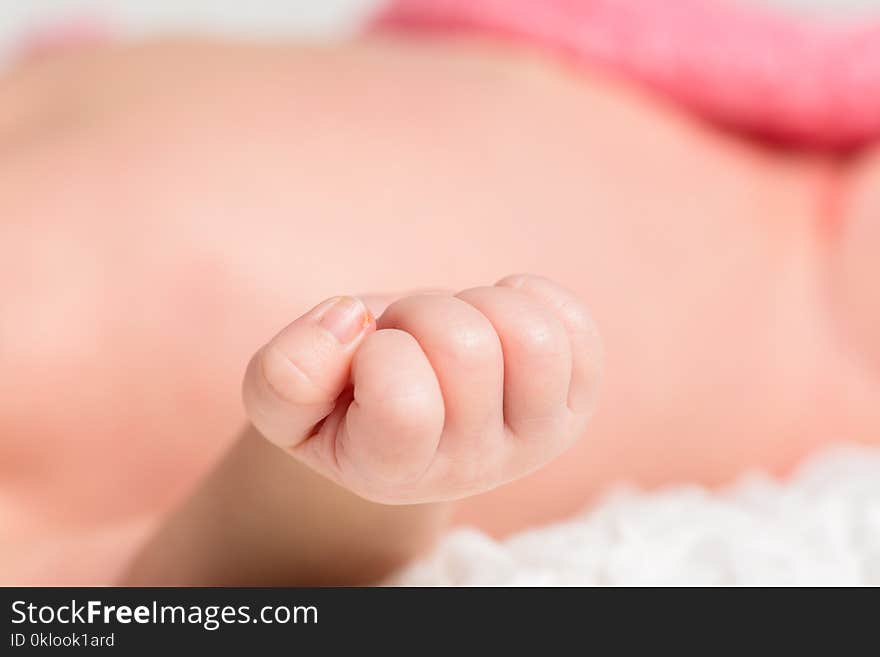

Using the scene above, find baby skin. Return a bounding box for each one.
[2,36,880,584]
[126,275,601,584]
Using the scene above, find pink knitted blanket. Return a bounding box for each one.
[375,0,880,149]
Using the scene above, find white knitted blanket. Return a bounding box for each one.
[395,446,880,585]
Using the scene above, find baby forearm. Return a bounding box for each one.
[122,425,451,585]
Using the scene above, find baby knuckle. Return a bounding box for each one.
[438,322,499,366]
[257,345,332,407]
[558,298,598,337]
[510,315,569,362]
[377,385,440,434]
[495,272,534,289]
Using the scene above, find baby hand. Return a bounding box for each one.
[243,275,602,504]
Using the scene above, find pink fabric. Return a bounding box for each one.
[375,0,880,149]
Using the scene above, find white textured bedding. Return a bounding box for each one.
[394,446,880,585]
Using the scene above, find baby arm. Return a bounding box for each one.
[122,425,452,585]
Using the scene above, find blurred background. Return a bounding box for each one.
[0,0,380,49]
[1,0,879,59]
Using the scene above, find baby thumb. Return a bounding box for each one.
[243,296,375,449]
